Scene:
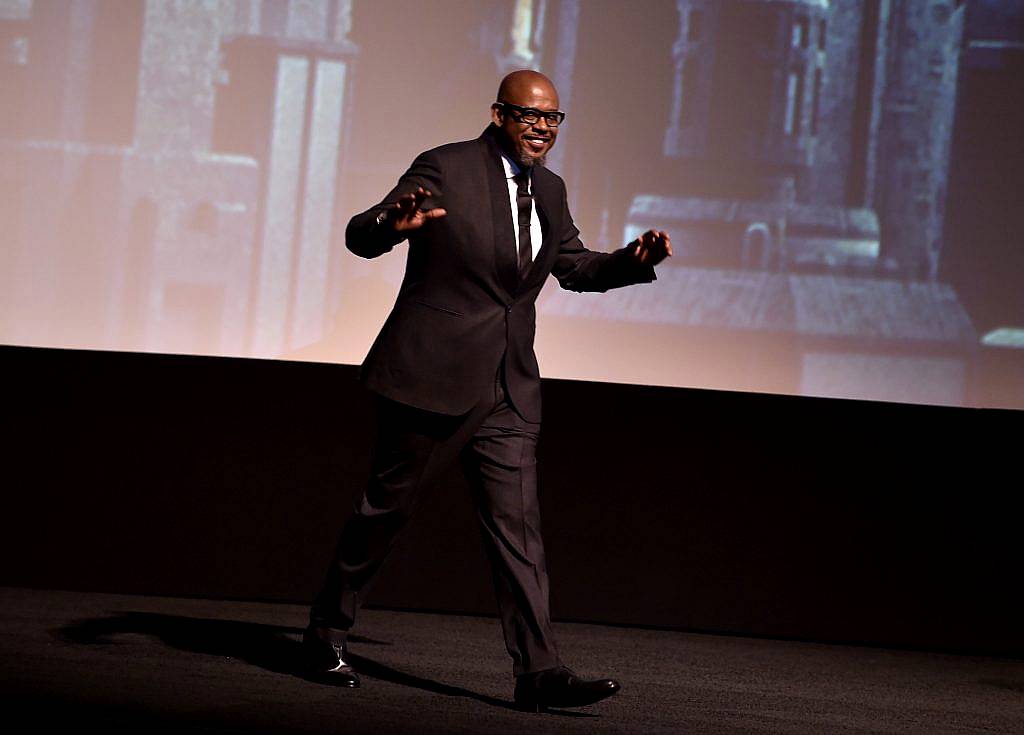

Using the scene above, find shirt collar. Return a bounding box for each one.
[500,152,526,181]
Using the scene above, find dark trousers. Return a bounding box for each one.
[311,372,561,676]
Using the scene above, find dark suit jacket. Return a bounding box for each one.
[345,124,655,422]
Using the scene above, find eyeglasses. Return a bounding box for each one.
[497,101,566,127]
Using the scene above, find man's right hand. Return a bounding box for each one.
[386,186,447,232]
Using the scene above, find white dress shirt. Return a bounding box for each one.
[500,154,543,262]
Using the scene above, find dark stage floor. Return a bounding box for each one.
[1,587,1022,734]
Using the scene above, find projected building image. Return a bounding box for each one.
[1,0,1021,409]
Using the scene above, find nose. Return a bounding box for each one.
[531,117,551,134]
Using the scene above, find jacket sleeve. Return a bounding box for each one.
[345,149,444,259]
[550,187,656,293]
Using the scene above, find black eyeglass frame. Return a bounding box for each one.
[495,101,566,127]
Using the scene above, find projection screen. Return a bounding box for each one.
[2,0,1022,409]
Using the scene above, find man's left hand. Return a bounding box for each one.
[629,230,672,266]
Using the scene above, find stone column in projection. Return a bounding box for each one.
[495,0,544,74]
[238,0,358,357]
[874,0,965,281]
[115,0,263,358]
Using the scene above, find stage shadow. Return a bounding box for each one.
[342,653,594,717]
[54,613,595,717]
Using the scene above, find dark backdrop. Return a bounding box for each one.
[3,344,1022,656]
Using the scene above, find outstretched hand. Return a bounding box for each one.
[629,229,672,266]
[387,186,447,232]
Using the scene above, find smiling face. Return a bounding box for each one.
[491,71,560,169]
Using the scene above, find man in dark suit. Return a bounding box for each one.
[304,70,671,711]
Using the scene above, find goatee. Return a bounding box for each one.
[516,152,545,168]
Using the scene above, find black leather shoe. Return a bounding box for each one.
[513,666,620,711]
[302,627,360,687]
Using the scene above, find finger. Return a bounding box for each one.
[399,188,427,208]
[395,193,417,213]
[424,208,447,220]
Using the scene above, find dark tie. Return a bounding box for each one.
[513,171,532,279]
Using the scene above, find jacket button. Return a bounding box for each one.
[506,305,512,312]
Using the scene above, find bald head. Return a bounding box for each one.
[491,70,562,168]
[496,70,559,108]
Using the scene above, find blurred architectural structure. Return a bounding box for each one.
[2,0,1014,407]
[0,0,357,357]
[543,0,978,405]
[0,0,580,359]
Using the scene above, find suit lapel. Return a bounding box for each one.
[480,130,519,300]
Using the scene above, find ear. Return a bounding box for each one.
[490,103,504,126]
